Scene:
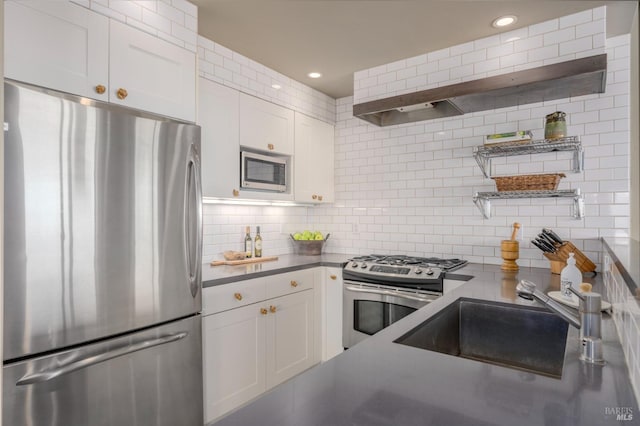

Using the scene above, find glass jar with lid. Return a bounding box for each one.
[544,111,567,139]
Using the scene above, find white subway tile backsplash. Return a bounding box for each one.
[157,1,184,25]
[544,27,576,46]
[559,36,594,56]
[462,49,487,65]
[559,8,593,28]
[528,45,559,62]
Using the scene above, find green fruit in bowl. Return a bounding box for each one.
[293,233,302,240]
[314,234,324,240]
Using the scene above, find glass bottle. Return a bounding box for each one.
[254,226,263,258]
[244,226,253,258]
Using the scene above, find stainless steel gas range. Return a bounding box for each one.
[343,255,467,348]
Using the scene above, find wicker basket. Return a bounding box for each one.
[290,234,330,256]
[492,173,565,192]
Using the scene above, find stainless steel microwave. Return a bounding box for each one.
[240,150,288,192]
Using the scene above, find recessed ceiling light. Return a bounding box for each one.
[492,15,517,28]
[308,72,322,79]
[271,83,282,90]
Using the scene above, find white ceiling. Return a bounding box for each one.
[192,1,638,99]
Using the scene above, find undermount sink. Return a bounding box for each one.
[394,298,569,378]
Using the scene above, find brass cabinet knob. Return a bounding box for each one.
[267,143,274,151]
[290,280,298,287]
[312,194,318,200]
[116,88,128,100]
[234,293,242,301]
[232,189,239,197]
[269,305,277,313]
[330,275,337,280]
[95,85,106,94]
[318,195,323,201]
[260,308,268,315]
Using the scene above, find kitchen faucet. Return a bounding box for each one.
[516,279,605,365]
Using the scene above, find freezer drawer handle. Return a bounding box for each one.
[16,332,188,386]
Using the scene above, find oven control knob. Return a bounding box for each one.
[351,262,359,268]
[425,268,434,275]
[360,263,368,269]
[414,268,422,274]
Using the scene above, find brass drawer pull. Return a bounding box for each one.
[232,189,240,197]
[116,88,128,99]
[330,275,337,280]
[234,293,242,301]
[318,195,323,201]
[267,143,275,150]
[260,308,268,315]
[269,305,277,313]
[290,280,298,287]
[95,85,106,94]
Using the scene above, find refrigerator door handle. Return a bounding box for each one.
[15,332,188,386]
[185,143,202,298]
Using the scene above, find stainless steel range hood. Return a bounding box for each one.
[353,54,607,127]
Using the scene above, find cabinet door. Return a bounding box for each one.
[294,112,335,203]
[202,304,267,423]
[109,20,196,122]
[265,290,316,388]
[198,78,241,199]
[321,268,344,361]
[5,1,109,101]
[239,93,294,155]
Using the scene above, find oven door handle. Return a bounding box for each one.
[344,285,437,303]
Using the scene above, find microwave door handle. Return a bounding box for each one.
[16,332,188,386]
[344,285,436,303]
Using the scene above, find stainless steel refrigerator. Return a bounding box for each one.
[3,80,203,425]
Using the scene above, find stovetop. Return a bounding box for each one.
[342,254,467,290]
[348,255,467,271]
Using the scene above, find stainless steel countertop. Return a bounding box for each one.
[211,262,639,426]
[202,253,351,287]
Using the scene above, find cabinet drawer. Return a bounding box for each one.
[265,269,315,299]
[203,279,267,316]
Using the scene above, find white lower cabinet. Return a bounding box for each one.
[202,271,318,423]
[265,290,315,388]
[203,303,266,420]
[321,268,344,361]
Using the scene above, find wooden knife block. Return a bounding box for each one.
[543,241,596,274]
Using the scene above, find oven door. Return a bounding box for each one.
[343,280,438,349]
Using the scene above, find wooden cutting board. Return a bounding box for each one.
[210,256,278,266]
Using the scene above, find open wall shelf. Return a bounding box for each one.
[473,189,584,219]
[473,136,584,178]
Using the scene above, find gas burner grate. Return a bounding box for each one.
[349,255,467,271]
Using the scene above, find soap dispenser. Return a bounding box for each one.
[560,253,582,300]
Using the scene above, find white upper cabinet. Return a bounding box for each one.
[198,78,241,199]
[109,21,196,122]
[5,1,109,101]
[239,93,294,155]
[294,112,335,203]
[5,1,196,122]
